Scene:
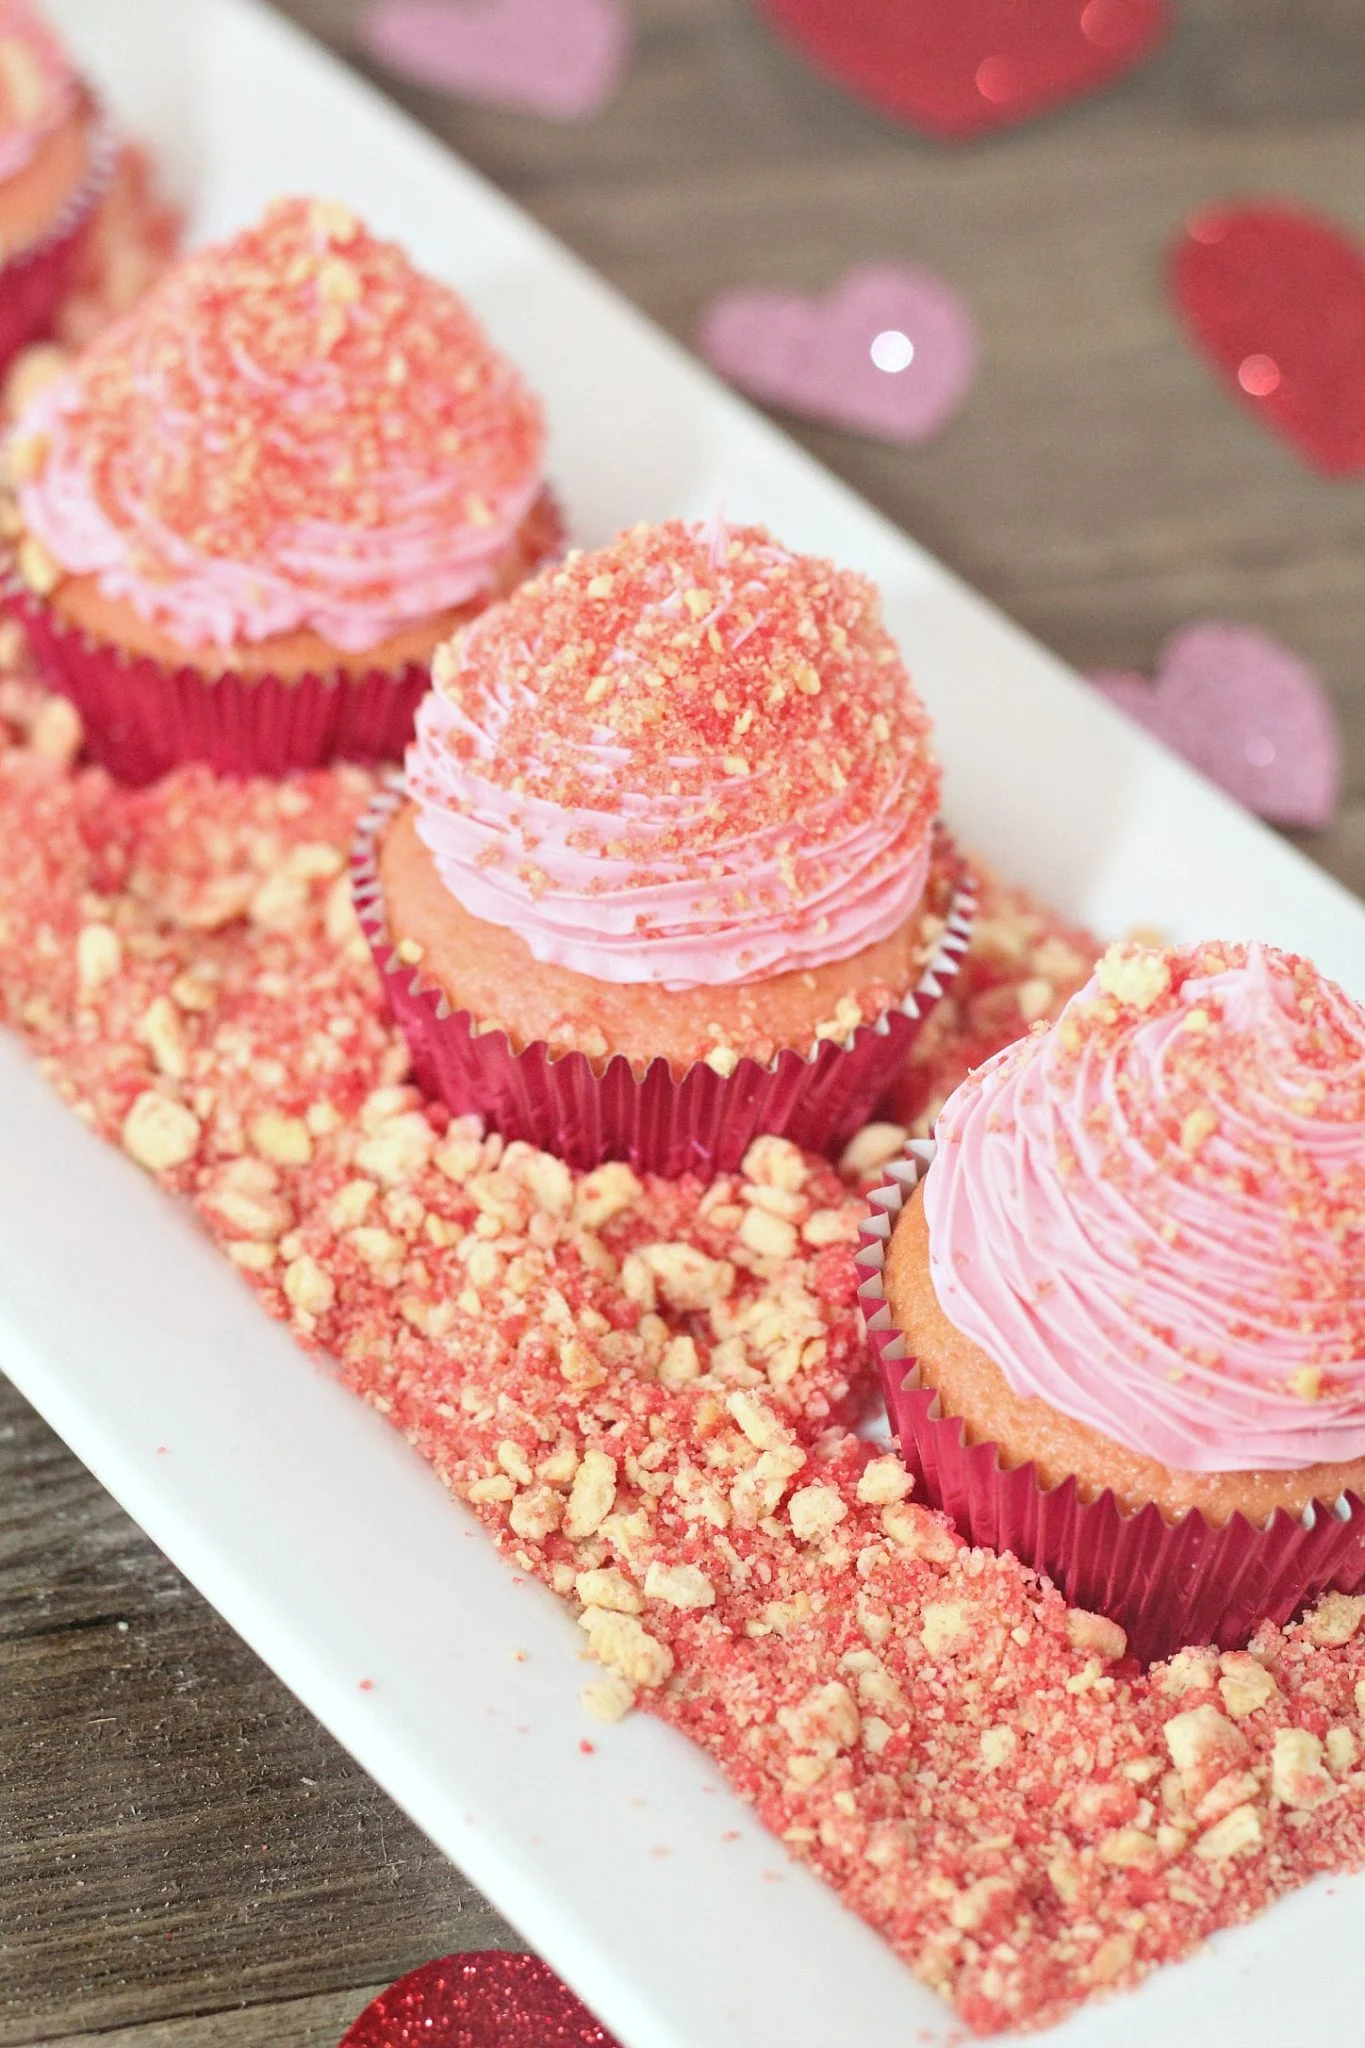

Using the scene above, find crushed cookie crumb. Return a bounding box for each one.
[1096,941,1173,1010]
[12,198,543,631]
[6,690,1365,2037]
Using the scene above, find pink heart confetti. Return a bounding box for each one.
[699,262,977,445]
[359,0,631,121]
[1091,622,1341,830]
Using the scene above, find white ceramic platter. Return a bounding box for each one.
[6,4,1365,2042]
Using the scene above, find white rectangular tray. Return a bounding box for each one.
[7,4,1365,2042]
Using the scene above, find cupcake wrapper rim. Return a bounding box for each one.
[0,95,118,371]
[4,569,431,782]
[353,779,977,1176]
[2,489,563,783]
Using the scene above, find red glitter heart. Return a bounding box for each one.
[753,0,1171,139]
[1170,203,1365,476]
[340,1953,621,2047]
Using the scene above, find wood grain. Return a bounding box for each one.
[38,1988,386,2048]
[0,1378,521,2048]
[5,1,1363,2043]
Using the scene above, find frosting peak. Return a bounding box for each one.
[14,196,546,652]
[924,940,1365,1474]
[407,518,941,989]
[0,0,75,183]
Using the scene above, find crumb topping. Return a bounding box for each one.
[6,674,1365,2033]
[423,517,938,861]
[12,196,544,616]
[1054,940,1365,1345]
[406,519,942,989]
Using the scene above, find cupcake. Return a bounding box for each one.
[0,0,113,374]
[353,516,975,1174]
[859,938,1365,1661]
[4,195,557,781]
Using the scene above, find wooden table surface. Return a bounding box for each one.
[4,3,1363,2043]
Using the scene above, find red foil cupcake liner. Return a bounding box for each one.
[352,782,977,1177]
[857,1143,1365,1666]
[0,102,116,375]
[5,493,565,785]
[6,574,430,783]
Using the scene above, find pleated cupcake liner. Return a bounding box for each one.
[857,1142,1365,1666]
[0,100,117,375]
[4,494,565,785]
[352,781,977,1178]
[5,572,430,782]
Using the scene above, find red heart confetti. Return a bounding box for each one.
[699,262,977,445]
[1090,621,1341,830]
[340,1953,621,2048]
[1170,202,1365,477]
[359,0,631,121]
[753,0,1171,140]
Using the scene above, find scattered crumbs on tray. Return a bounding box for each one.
[4,680,1365,2036]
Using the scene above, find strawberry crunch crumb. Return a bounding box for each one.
[11,196,543,607]
[5,687,1365,2033]
[998,938,1365,1387]
[888,876,1101,1136]
[416,518,939,888]
[52,141,182,351]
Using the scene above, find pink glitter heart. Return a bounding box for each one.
[359,0,630,120]
[1091,622,1341,830]
[699,263,977,445]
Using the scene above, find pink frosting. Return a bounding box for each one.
[405,520,941,992]
[0,0,75,184]
[14,199,546,654]
[410,677,932,988]
[19,374,542,652]
[923,942,1365,1474]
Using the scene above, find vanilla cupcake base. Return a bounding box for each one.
[7,572,437,783]
[5,490,563,783]
[353,782,977,1175]
[377,799,965,1076]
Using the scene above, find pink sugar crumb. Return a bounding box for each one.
[426,517,940,874]
[5,673,1365,2034]
[887,871,1103,1136]
[15,195,543,591]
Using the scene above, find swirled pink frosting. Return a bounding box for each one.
[0,1,74,184]
[924,940,1365,1473]
[14,197,545,654]
[407,518,941,990]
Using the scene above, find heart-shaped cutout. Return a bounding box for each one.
[1091,622,1341,829]
[358,0,630,120]
[700,262,976,445]
[754,0,1170,139]
[340,1953,619,2047]
[1170,202,1365,477]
